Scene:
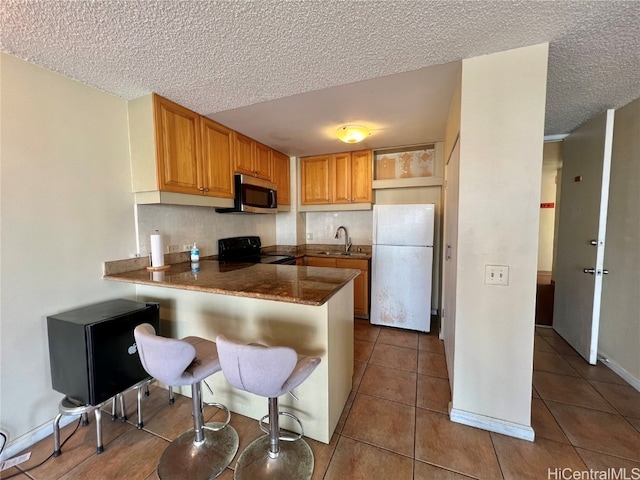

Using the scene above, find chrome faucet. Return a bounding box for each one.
[335,226,352,253]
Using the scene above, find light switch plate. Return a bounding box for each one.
[306,233,313,240]
[485,265,509,285]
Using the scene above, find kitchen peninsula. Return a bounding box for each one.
[103,259,357,443]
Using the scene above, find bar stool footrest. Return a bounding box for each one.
[259,411,304,442]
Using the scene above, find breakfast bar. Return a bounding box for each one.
[104,260,357,444]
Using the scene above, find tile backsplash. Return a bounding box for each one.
[135,204,375,258]
[136,204,276,257]
[305,210,373,246]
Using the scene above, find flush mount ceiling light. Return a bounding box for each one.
[336,125,370,143]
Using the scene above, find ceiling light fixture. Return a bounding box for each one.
[336,125,370,144]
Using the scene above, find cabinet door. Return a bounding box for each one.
[352,271,368,316]
[154,95,201,194]
[254,141,273,181]
[350,150,372,203]
[332,152,352,204]
[337,258,370,317]
[200,118,234,198]
[272,150,291,205]
[306,256,337,268]
[233,132,255,176]
[301,155,332,204]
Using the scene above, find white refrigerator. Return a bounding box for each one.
[370,204,434,332]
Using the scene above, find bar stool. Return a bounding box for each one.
[134,324,239,480]
[216,335,321,480]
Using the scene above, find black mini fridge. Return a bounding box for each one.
[47,299,160,406]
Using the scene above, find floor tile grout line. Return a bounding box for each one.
[487,431,506,480]
[535,371,622,415]
[537,392,622,415]
[339,431,417,461]
[540,393,630,457]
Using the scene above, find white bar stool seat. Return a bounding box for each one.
[216,335,321,480]
[134,324,238,480]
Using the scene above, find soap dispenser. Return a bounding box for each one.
[190,243,200,262]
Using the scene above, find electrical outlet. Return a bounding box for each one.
[183,244,192,252]
[306,233,313,240]
[485,265,509,285]
[168,244,180,253]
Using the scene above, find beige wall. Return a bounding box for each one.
[599,97,640,381]
[0,54,137,444]
[451,43,548,435]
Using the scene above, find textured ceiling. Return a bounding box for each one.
[2,1,639,156]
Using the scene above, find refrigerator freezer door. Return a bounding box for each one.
[373,204,434,246]
[371,244,433,332]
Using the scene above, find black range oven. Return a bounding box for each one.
[218,236,296,265]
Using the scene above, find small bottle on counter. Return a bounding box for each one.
[190,243,200,262]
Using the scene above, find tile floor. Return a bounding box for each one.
[3,321,640,479]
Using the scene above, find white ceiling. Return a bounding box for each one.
[2,1,639,157]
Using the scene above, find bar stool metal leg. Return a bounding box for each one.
[156,381,239,480]
[234,396,314,480]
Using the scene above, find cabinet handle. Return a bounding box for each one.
[198,187,205,192]
[204,187,209,192]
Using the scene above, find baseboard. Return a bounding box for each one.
[0,415,77,462]
[449,407,535,442]
[597,353,640,392]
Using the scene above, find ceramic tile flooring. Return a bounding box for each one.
[4,321,640,479]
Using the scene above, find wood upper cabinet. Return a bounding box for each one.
[272,150,291,206]
[332,152,352,204]
[254,141,273,181]
[130,94,234,201]
[233,132,273,181]
[154,95,202,195]
[350,150,373,203]
[233,132,255,176]
[200,118,234,198]
[300,155,332,204]
[300,149,372,205]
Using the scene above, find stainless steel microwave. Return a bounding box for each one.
[216,174,278,214]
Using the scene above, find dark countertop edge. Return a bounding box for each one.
[104,266,360,307]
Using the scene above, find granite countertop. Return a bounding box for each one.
[104,259,360,306]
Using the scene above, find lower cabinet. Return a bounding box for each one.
[306,256,369,318]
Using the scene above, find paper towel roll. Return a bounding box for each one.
[152,271,165,282]
[150,231,164,267]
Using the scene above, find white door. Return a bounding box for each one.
[442,139,460,382]
[553,109,614,364]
